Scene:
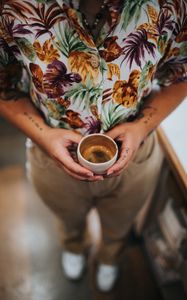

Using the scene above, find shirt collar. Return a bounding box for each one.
[55,0,124,47]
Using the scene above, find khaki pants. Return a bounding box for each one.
[26,132,163,264]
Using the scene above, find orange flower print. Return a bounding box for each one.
[61,110,85,128]
[112,70,140,108]
[65,7,95,48]
[29,63,44,93]
[99,36,123,62]
[56,97,71,109]
[137,4,174,43]
[0,21,14,44]
[68,51,100,83]
[33,39,60,64]
[107,63,120,80]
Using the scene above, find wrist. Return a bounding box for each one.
[130,119,154,143]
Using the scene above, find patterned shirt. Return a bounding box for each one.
[0,0,187,135]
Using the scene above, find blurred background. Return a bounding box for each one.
[0,100,186,300]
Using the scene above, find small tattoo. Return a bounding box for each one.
[24,112,43,131]
[142,106,157,125]
[125,147,130,154]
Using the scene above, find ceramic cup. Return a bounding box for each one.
[77,133,118,174]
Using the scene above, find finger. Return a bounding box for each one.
[63,166,90,180]
[55,148,94,177]
[54,154,104,181]
[107,146,132,175]
[105,124,124,139]
[105,164,129,178]
[66,131,83,144]
[54,160,90,180]
[64,166,104,181]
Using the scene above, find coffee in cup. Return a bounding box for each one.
[77,134,118,174]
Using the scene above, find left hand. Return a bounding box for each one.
[105,122,146,177]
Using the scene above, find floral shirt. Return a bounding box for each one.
[0,0,187,135]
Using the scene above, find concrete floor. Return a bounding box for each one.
[0,117,162,300]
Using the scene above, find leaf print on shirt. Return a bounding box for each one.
[138,5,174,49]
[155,55,187,85]
[1,0,33,21]
[85,104,102,134]
[53,22,88,58]
[120,0,153,31]
[30,63,44,93]
[138,61,156,91]
[64,78,102,111]
[28,2,65,38]
[85,116,102,134]
[44,98,66,120]
[1,0,187,134]
[107,63,120,81]
[101,101,126,132]
[112,70,141,108]
[68,51,100,84]
[64,5,95,48]
[33,39,60,63]
[174,4,187,43]
[84,104,101,134]
[3,19,32,38]
[61,110,85,129]
[16,38,36,62]
[56,97,71,109]
[99,36,123,62]
[43,60,82,98]
[122,29,156,69]
[165,0,186,37]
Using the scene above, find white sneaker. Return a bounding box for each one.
[61,251,86,280]
[96,263,119,292]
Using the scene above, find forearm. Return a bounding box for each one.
[135,82,187,140]
[0,94,52,147]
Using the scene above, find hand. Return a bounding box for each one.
[39,128,103,181]
[105,123,146,177]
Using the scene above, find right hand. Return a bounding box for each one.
[39,128,103,181]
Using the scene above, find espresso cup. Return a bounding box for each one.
[77,133,118,174]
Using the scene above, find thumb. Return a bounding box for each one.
[105,126,122,139]
[67,131,83,144]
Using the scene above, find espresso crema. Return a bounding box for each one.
[82,145,114,163]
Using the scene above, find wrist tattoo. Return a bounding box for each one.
[0,90,27,101]
[125,147,130,154]
[24,112,43,131]
[121,147,130,161]
[137,106,157,125]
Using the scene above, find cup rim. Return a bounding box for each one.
[77,133,118,166]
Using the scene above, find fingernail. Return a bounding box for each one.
[107,170,114,175]
[87,172,93,177]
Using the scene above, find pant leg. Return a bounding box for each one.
[90,132,164,264]
[26,140,92,254]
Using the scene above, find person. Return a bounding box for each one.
[0,0,187,292]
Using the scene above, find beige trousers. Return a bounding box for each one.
[26,132,163,264]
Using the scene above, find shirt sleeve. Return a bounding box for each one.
[154,12,187,87]
[0,35,30,99]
